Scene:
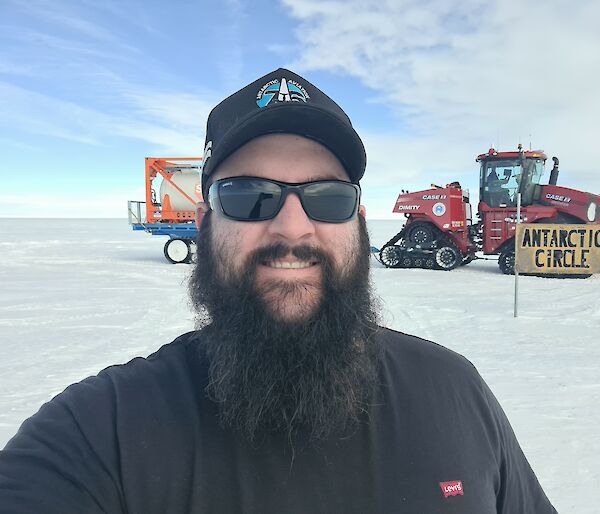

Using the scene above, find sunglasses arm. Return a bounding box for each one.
[195,202,210,229]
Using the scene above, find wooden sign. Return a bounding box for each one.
[515,224,600,274]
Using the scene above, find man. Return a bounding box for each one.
[0,69,557,513]
[485,168,512,207]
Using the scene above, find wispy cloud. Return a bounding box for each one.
[16,30,136,61]
[215,0,247,87]
[0,59,37,78]
[282,0,600,214]
[111,90,215,155]
[1,0,218,157]
[0,82,106,145]
[0,81,212,154]
[121,91,214,133]
[79,0,163,37]
[6,0,140,52]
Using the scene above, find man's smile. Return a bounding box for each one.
[261,259,319,269]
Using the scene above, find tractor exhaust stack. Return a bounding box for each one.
[549,157,560,185]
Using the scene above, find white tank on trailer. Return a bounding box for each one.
[159,168,201,212]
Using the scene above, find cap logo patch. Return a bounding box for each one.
[256,77,310,108]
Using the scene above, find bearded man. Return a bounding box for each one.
[0,69,557,513]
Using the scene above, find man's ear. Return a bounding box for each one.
[358,204,366,218]
[195,202,210,229]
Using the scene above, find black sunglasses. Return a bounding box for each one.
[207,176,361,223]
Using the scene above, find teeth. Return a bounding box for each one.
[268,261,313,269]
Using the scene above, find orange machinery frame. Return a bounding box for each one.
[145,157,203,223]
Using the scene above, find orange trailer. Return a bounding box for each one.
[128,157,204,263]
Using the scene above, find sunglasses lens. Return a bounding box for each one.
[211,178,359,222]
[216,178,281,220]
[302,182,358,221]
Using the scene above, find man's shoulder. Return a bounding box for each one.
[108,330,198,374]
[57,331,202,404]
[376,326,480,383]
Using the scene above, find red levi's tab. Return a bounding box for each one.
[440,480,464,498]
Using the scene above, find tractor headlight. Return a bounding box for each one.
[588,202,597,221]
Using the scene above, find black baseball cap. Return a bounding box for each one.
[200,68,366,197]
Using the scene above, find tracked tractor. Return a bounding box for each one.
[379,146,600,275]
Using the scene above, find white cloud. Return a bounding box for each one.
[283,0,600,217]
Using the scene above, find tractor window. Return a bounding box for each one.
[480,160,520,207]
[519,158,544,205]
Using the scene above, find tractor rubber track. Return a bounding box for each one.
[381,227,406,249]
[379,225,462,271]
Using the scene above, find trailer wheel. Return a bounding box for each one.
[434,245,460,270]
[164,238,192,264]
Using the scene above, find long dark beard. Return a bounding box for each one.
[189,213,381,442]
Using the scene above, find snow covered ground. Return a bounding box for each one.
[1,218,598,512]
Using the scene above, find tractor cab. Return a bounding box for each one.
[477,147,547,208]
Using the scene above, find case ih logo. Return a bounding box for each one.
[423,194,447,200]
[546,193,571,203]
[439,480,463,498]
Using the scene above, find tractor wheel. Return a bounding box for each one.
[413,256,424,268]
[164,238,192,264]
[379,245,403,268]
[498,248,515,275]
[401,255,413,268]
[434,245,461,270]
[407,223,435,247]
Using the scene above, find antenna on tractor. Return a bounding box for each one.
[529,134,532,151]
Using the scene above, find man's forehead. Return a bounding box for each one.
[211,134,351,183]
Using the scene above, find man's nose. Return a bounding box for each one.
[266,192,315,241]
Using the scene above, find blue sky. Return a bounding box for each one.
[2,0,600,218]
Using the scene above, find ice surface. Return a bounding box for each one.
[1,218,598,512]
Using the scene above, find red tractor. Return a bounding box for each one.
[379,146,600,274]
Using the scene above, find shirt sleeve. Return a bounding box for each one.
[478,375,559,514]
[0,375,126,514]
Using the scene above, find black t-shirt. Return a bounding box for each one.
[0,328,557,513]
